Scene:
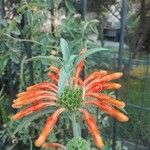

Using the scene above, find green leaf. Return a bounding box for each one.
[58,67,70,95]
[65,0,75,15]
[10,51,20,64]
[25,55,62,65]
[13,108,54,135]
[58,55,77,95]
[103,143,110,150]
[47,0,54,8]
[67,55,77,68]
[17,4,28,13]
[0,55,8,76]
[26,9,33,26]
[8,20,21,35]
[75,48,109,65]
[14,14,22,23]
[60,38,70,62]
[0,19,7,27]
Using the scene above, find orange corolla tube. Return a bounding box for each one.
[87,82,121,93]
[48,72,59,83]
[49,66,60,74]
[74,61,84,88]
[13,90,56,103]
[74,48,87,88]
[12,102,56,121]
[85,92,125,108]
[78,78,84,86]
[79,48,87,55]
[101,83,121,90]
[80,108,104,149]
[27,86,57,94]
[84,100,128,122]
[43,142,66,150]
[12,94,57,108]
[84,71,107,85]
[25,82,57,93]
[34,108,65,147]
[86,72,123,90]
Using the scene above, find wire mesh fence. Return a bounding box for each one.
[87,51,150,150]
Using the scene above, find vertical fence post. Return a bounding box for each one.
[81,0,87,20]
[0,0,4,18]
[23,42,34,85]
[112,0,127,149]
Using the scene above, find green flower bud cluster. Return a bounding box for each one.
[58,87,82,111]
[66,137,89,150]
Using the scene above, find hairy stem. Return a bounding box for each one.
[71,113,80,138]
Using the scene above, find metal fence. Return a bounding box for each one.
[82,0,150,149]
[91,52,150,150]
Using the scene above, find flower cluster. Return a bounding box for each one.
[12,49,128,149]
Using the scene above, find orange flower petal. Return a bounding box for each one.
[14,90,56,103]
[34,108,64,147]
[49,66,60,74]
[84,100,128,122]
[48,72,59,83]
[85,92,125,108]
[86,83,121,93]
[79,48,87,55]
[80,108,104,149]
[74,61,84,88]
[86,72,123,90]
[102,83,121,90]
[84,71,107,85]
[12,94,57,108]
[26,82,57,93]
[12,102,55,121]
[74,48,87,88]
[86,84,102,93]
[100,72,123,81]
[78,78,84,86]
[43,142,66,150]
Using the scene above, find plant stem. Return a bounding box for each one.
[71,113,80,138]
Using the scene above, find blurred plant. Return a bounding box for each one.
[0,0,99,94]
[11,39,128,149]
[130,65,150,79]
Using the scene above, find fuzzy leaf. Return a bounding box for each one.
[58,67,70,96]
[58,55,77,95]
[26,9,33,26]
[64,55,77,72]
[75,48,109,65]
[60,38,70,62]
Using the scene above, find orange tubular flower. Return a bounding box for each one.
[12,49,128,149]
[43,142,66,150]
